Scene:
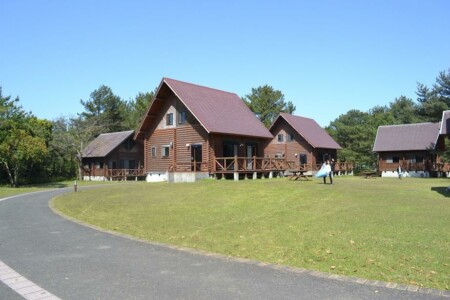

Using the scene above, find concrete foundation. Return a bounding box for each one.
[146,172,168,182]
[381,170,429,178]
[167,172,209,183]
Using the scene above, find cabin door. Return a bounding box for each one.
[299,153,307,169]
[191,144,202,171]
[246,144,257,170]
[223,142,239,170]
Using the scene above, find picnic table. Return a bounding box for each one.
[361,171,377,178]
[288,170,310,181]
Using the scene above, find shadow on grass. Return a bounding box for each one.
[431,187,450,197]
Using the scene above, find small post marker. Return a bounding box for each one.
[74,180,77,193]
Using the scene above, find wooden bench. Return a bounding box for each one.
[361,171,376,178]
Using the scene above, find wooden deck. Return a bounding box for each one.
[169,157,354,178]
[81,168,145,180]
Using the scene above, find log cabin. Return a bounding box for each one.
[264,113,345,174]
[134,78,274,182]
[439,110,450,136]
[81,130,144,180]
[373,122,442,177]
[437,110,450,175]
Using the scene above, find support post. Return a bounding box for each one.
[234,172,239,181]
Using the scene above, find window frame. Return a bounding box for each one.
[277,134,284,143]
[387,156,400,163]
[162,145,170,158]
[178,111,187,124]
[166,113,174,126]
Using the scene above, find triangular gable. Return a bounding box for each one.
[439,110,450,135]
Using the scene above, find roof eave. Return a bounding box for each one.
[134,79,167,140]
[209,130,272,139]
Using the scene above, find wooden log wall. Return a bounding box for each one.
[174,124,208,169]
[145,128,175,172]
[265,121,314,165]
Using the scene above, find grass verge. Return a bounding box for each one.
[52,177,450,290]
[0,180,113,199]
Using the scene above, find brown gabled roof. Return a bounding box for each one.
[82,130,134,158]
[272,113,342,149]
[373,123,440,152]
[439,110,450,135]
[135,78,273,139]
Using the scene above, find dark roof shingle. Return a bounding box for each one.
[273,113,342,149]
[137,78,273,139]
[373,123,440,152]
[82,130,134,158]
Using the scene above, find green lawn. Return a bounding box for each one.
[0,180,112,199]
[52,177,450,290]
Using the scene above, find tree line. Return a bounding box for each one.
[0,86,154,186]
[1,68,449,186]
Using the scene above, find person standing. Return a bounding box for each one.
[329,158,335,184]
[323,160,332,184]
[397,164,402,179]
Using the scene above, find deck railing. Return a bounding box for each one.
[168,157,355,174]
[81,168,145,178]
[383,162,450,172]
[432,163,450,172]
[214,157,288,173]
[169,161,209,172]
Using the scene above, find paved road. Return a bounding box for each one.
[0,189,446,299]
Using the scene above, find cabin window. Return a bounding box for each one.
[178,111,187,124]
[277,134,284,143]
[386,156,400,163]
[287,133,294,142]
[275,153,284,158]
[151,146,156,157]
[162,145,170,157]
[123,139,135,150]
[416,156,424,163]
[166,113,173,126]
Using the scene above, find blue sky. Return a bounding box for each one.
[1,0,449,127]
